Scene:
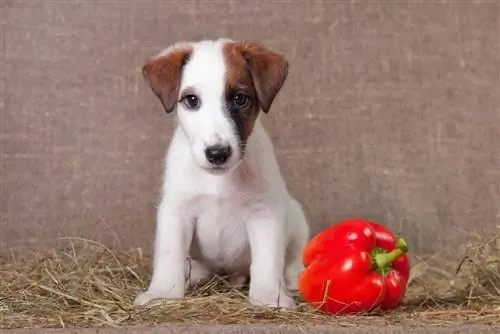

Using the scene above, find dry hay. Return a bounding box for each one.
[1,232,500,329]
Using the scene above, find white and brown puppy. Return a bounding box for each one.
[135,38,310,309]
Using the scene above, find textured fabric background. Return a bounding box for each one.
[2,0,499,257]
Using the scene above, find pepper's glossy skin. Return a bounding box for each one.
[298,218,410,314]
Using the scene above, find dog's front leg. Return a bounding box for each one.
[134,199,193,307]
[246,211,296,309]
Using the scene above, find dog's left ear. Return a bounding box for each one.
[142,46,193,113]
[234,41,289,113]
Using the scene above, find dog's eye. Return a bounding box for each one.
[182,94,201,110]
[233,92,250,109]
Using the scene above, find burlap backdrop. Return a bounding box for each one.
[2,1,499,258]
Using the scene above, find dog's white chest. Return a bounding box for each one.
[188,193,252,274]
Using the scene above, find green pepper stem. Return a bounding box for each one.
[374,237,409,270]
[395,237,409,253]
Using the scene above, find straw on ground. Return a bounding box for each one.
[1,234,499,329]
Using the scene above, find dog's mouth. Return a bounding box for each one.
[210,166,230,172]
[203,157,244,175]
[205,165,230,174]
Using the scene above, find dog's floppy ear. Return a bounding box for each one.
[142,46,193,113]
[234,41,289,113]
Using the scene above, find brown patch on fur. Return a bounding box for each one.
[222,41,289,141]
[229,41,289,113]
[223,43,260,141]
[142,47,193,113]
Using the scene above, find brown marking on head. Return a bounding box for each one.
[142,46,193,113]
[222,41,289,145]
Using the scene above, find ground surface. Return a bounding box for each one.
[3,324,500,334]
[1,235,499,331]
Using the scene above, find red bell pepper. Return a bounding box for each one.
[298,218,410,314]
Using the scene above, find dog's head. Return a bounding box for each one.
[142,38,289,174]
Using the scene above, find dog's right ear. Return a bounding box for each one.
[142,47,192,113]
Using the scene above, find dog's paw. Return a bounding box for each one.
[133,289,183,308]
[249,289,296,309]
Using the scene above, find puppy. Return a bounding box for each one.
[134,38,310,309]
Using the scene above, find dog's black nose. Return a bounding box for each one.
[205,144,232,165]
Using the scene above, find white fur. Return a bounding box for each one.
[134,39,310,309]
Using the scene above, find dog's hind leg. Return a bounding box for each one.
[185,258,212,288]
[284,198,310,292]
[229,273,248,289]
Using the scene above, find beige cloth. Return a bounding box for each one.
[2,1,499,257]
